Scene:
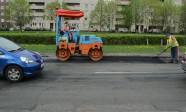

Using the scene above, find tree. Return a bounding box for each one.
[122,4,133,31]
[128,0,160,32]
[130,0,141,30]
[44,1,68,20]
[89,0,107,31]
[89,0,118,31]
[105,0,118,31]
[140,0,161,29]
[154,0,180,33]
[62,1,69,10]
[179,4,186,34]
[44,1,69,31]
[150,1,162,27]
[44,1,61,20]
[4,0,32,31]
[89,11,97,30]
[122,0,151,32]
[122,0,180,33]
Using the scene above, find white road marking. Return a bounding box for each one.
[94,71,182,74]
[95,72,152,74]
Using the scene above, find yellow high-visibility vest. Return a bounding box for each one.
[167,36,179,48]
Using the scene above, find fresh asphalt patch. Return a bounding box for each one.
[43,56,166,63]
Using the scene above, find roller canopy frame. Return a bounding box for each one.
[55,9,84,18]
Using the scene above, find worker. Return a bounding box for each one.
[165,34,179,63]
[60,22,73,42]
[60,22,69,33]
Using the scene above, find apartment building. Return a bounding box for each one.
[117,0,183,33]
[0,0,184,31]
[0,0,9,29]
[0,0,47,30]
[1,0,97,31]
[26,0,98,31]
[26,0,52,30]
[61,0,98,31]
[116,0,131,32]
[174,0,183,4]
[183,0,186,4]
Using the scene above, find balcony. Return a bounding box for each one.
[119,0,130,5]
[67,6,80,10]
[32,12,43,17]
[31,5,44,10]
[63,0,80,3]
[29,0,46,2]
[68,20,80,23]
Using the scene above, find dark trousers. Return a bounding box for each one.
[171,46,178,62]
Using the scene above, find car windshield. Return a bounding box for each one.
[0,37,24,52]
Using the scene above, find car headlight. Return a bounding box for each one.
[20,57,34,64]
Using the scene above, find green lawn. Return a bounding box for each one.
[0,31,184,37]
[21,44,186,54]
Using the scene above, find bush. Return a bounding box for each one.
[0,32,55,44]
[97,34,186,45]
[24,28,51,31]
[0,32,186,45]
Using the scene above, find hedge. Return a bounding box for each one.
[0,32,186,45]
[0,33,55,44]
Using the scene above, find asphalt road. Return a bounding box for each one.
[0,56,186,112]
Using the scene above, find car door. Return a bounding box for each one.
[0,50,6,75]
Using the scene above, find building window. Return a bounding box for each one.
[85,4,88,8]
[1,19,4,22]
[1,6,4,9]
[90,4,94,9]
[32,23,37,26]
[35,9,43,12]
[1,12,4,16]
[29,2,44,6]
[1,0,4,2]
[36,3,44,6]
[6,19,9,22]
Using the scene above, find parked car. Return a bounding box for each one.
[91,28,98,32]
[0,37,44,82]
[109,29,116,33]
[118,28,129,33]
[147,29,161,33]
[181,52,186,72]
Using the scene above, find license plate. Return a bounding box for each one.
[41,63,44,68]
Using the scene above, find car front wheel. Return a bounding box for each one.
[5,65,24,82]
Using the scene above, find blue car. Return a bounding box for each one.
[0,37,44,82]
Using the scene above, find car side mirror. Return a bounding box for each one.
[0,51,4,55]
